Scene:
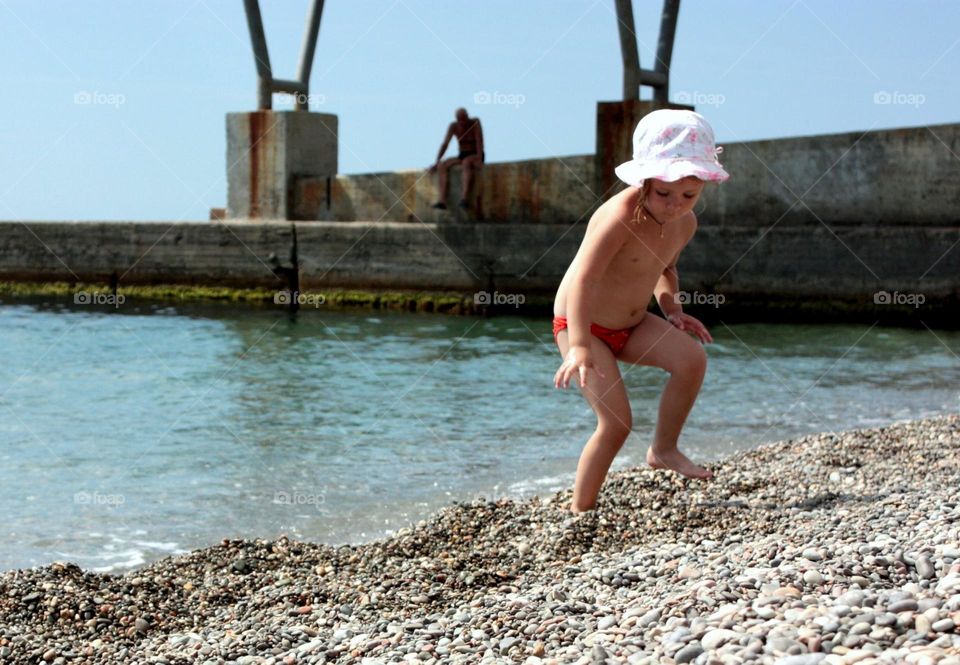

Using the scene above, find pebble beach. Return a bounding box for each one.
[1,414,958,665]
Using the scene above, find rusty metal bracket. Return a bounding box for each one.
[614,0,680,102]
[242,0,325,110]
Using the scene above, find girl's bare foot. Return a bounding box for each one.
[646,446,714,480]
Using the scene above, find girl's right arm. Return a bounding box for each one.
[555,204,632,389]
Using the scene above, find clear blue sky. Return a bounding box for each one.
[1,0,957,221]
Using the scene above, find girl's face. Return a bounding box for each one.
[645,176,704,223]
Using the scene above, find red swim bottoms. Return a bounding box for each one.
[552,316,635,356]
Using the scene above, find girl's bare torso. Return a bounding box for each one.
[553,187,695,329]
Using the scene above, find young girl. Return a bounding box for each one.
[552,109,730,513]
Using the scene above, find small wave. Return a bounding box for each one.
[51,547,146,572]
[507,471,572,496]
[53,533,190,573]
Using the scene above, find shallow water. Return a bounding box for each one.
[1,300,957,572]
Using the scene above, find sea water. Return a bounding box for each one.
[1,300,957,572]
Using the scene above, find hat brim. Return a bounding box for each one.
[614,159,730,188]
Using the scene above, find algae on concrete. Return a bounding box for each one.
[0,281,487,315]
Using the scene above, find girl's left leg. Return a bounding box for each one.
[615,313,712,479]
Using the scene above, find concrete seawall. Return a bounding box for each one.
[1,219,956,325]
[293,123,960,228]
[2,121,957,324]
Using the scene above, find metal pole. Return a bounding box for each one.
[653,0,680,104]
[614,0,641,100]
[296,0,325,110]
[242,0,274,109]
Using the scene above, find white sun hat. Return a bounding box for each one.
[614,109,730,188]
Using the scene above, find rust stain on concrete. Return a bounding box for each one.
[248,112,262,218]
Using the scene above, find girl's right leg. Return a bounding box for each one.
[555,330,632,513]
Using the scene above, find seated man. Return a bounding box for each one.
[429,108,485,209]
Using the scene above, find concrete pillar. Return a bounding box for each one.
[226,111,338,220]
[595,100,692,197]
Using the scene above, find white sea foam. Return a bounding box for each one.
[507,471,572,496]
[52,532,190,573]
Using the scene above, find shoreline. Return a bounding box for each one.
[1,414,959,664]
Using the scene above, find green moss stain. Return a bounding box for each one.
[0,281,275,303]
[0,281,948,325]
[0,281,536,315]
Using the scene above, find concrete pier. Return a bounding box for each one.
[0,218,956,325]
[0,121,957,325]
[226,111,338,220]
[289,122,960,229]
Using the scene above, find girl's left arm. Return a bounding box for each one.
[654,214,697,318]
[654,215,714,343]
[655,263,682,319]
